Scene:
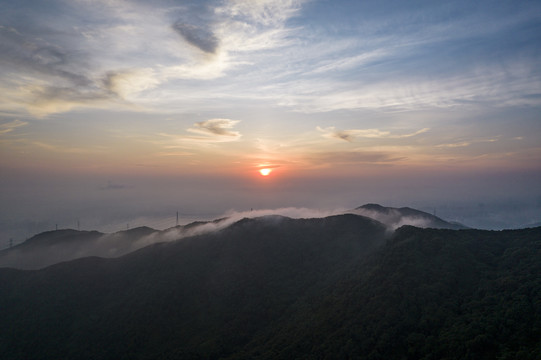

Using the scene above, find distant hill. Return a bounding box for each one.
[0,214,539,359]
[0,226,146,269]
[21,229,104,246]
[352,203,468,230]
[0,219,230,270]
[0,204,466,270]
[0,229,105,269]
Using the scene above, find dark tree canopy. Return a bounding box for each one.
[0,216,539,359]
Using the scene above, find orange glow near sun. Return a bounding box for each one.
[259,168,272,176]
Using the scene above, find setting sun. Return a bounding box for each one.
[259,168,272,176]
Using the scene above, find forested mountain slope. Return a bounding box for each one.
[235,226,541,359]
[0,215,539,359]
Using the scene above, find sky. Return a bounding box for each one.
[1,0,541,242]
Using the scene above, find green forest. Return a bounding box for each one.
[1,215,540,359]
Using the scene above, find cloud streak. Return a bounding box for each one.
[103,69,159,98]
[317,126,429,142]
[0,120,27,135]
[0,0,310,116]
[186,118,242,142]
[305,151,406,166]
[3,0,538,118]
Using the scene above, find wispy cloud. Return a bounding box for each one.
[309,49,389,75]
[29,140,105,154]
[3,0,538,119]
[435,137,499,148]
[103,69,160,98]
[184,118,242,142]
[15,84,114,117]
[0,25,90,87]
[0,0,308,116]
[0,120,27,135]
[317,126,429,142]
[155,151,194,157]
[0,23,110,116]
[305,151,406,167]
[269,58,541,113]
[222,0,304,27]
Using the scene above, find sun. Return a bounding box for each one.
[259,168,272,176]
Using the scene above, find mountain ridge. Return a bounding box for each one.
[0,204,504,271]
[353,203,468,230]
[0,213,389,359]
[0,217,539,359]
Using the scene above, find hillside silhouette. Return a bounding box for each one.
[0,204,467,270]
[0,212,540,359]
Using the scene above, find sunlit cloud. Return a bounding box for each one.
[29,141,106,154]
[155,152,194,158]
[0,120,27,135]
[305,151,406,167]
[103,69,160,98]
[189,119,241,137]
[222,0,304,26]
[309,49,390,75]
[0,0,310,117]
[435,137,499,148]
[3,0,537,119]
[180,118,242,143]
[14,84,113,117]
[317,126,429,142]
[271,59,541,113]
[162,53,239,80]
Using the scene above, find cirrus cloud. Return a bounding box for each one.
[185,118,242,142]
[0,120,28,135]
[317,126,429,142]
